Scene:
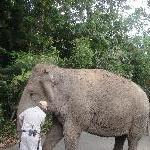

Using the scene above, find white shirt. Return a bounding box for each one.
[19,106,46,133]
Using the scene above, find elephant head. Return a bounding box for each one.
[17,64,63,130]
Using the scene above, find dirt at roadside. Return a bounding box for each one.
[0,137,18,149]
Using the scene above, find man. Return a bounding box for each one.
[19,101,48,150]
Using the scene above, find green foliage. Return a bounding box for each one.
[41,113,53,134]
[72,10,134,78]
[130,34,150,96]
[0,104,4,125]
[69,37,94,68]
[124,7,150,36]
[94,47,134,78]
[12,49,63,69]
[0,72,21,120]
[0,121,17,143]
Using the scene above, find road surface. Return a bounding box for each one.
[4,132,150,150]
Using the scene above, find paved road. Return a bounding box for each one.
[4,132,150,150]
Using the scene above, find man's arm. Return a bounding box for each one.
[17,111,25,140]
[19,118,23,129]
[41,114,46,127]
[18,111,25,130]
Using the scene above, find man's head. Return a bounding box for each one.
[38,100,48,112]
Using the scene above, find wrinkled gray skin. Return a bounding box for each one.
[17,64,149,150]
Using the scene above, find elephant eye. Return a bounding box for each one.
[30,93,34,96]
[29,90,37,96]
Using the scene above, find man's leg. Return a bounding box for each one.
[26,134,40,150]
[19,133,28,150]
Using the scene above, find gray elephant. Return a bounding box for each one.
[17,64,149,150]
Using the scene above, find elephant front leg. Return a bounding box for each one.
[113,135,127,150]
[42,121,63,150]
[63,119,81,150]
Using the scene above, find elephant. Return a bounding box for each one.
[17,64,149,150]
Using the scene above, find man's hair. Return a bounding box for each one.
[38,101,48,110]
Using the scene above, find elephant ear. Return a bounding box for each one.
[42,68,61,86]
[39,69,62,101]
[39,78,55,102]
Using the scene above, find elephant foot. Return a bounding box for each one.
[113,135,127,150]
[127,136,141,150]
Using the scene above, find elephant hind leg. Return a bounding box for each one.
[113,135,127,150]
[42,121,63,150]
[127,114,147,150]
[127,136,141,150]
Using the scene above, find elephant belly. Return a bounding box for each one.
[86,114,132,137]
